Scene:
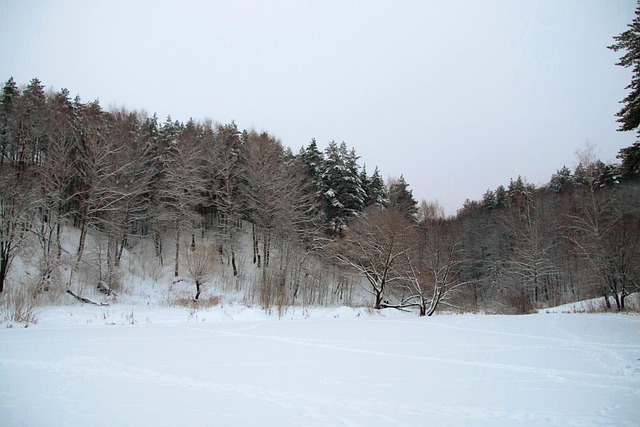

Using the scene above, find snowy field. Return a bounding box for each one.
[1,306,639,427]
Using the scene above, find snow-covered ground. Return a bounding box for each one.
[1,305,639,426]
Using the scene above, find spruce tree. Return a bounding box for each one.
[0,77,19,168]
[609,3,640,135]
[617,141,640,178]
[366,166,388,208]
[482,189,496,210]
[322,141,366,233]
[387,175,418,219]
[549,166,573,193]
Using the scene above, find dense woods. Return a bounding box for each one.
[1,76,638,315]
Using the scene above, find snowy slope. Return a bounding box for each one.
[1,308,639,426]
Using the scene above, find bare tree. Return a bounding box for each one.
[182,244,217,300]
[69,100,117,267]
[0,166,34,293]
[393,218,467,316]
[328,207,414,309]
[243,131,320,308]
[564,148,633,310]
[104,109,155,267]
[30,89,78,291]
[499,189,558,313]
[202,121,245,276]
[159,120,208,277]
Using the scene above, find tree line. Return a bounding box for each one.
[0,77,413,303]
[1,76,638,314]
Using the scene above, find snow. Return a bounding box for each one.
[1,306,639,426]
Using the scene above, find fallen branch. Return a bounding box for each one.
[66,290,109,306]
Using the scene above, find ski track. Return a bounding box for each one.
[1,313,639,426]
[169,322,639,392]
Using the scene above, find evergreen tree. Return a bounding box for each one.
[495,185,507,209]
[548,166,573,193]
[321,141,366,233]
[617,141,640,178]
[15,78,47,166]
[342,145,367,214]
[609,3,640,135]
[387,175,418,219]
[364,166,387,208]
[482,189,496,210]
[300,138,327,220]
[0,77,19,168]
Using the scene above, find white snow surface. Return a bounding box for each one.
[1,305,639,427]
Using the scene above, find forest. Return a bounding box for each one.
[0,74,638,317]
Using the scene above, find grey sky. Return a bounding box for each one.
[0,0,636,214]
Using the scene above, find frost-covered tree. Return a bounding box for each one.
[243,131,318,307]
[329,207,414,309]
[70,99,116,266]
[31,88,78,290]
[565,149,636,310]
[182,244,217,301]
[322,141,366,233]
[199,121,246,275]
[500,192,558,313]
[162,119,208,277]
[398,218,466,316]
[104,110,155,268]
[482,189,496,210]
[363,166,387,208]
[548,166,573,193]
[297,139,327,227]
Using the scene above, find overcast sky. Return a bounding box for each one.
[0,0,637,214]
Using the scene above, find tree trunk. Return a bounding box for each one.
[374,289,383,309]
[155,230,163,267]
[174,220,181,277]
[0,252,9,293]
[262,237,268,287]
[231,247,238,276]
[252,223,258,264]
[612,292,621,310]
[76,218,87,265]
[418,302,426,316]
[55,220,62,259]
[195,280,201,300]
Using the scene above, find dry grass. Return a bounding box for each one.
[171,295,221,309]
[1,283,38,326]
